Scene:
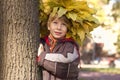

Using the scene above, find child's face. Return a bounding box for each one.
[48,17,68,39]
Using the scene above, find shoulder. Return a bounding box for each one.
[61,38,79,48]
[40,35,49,45]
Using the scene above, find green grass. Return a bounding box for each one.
[80,68,120,74]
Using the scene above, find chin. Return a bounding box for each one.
[54,37,61,39]
[54,36,65,39]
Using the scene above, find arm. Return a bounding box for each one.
[36,44,46,66]
[45,47,79,63]
[37,43,80,79]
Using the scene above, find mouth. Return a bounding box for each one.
[54,31,61,35]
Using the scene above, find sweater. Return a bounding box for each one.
[36,36,80,80]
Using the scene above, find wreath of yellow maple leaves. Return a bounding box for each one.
[39,0,99,45]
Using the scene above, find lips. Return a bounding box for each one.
[54,31,61,35]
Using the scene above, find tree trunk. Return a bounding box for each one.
[0,0,40,80]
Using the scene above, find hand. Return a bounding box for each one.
[37,44,44,56]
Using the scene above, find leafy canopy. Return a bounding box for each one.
[39,0,99,45]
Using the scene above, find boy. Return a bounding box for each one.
[37,0,99,79]
[36,14,80,80]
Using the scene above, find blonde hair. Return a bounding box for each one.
[47,14,72,28]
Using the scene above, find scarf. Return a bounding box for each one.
[48,34,57,52]
[44,34,78,52]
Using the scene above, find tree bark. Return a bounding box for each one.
[0,0,40,80]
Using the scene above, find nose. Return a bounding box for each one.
[57,24,61,30]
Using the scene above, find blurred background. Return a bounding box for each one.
[80,0,120,68]
[79,0,120,79]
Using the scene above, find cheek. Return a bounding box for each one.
[48,26,50,30]
[65,30,67,34]
[48,24,52,30]
[63,28,67,34]
[64,27,68,32]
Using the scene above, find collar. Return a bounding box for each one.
[43,35,75,46]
